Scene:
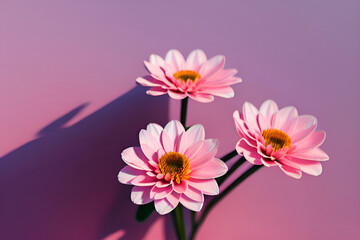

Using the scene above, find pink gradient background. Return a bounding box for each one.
[1,1,359,239]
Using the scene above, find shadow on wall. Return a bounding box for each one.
[0,86,169,240]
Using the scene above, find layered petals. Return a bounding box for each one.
[233,100,329,179]
[118,120,227,214]
[137,49,241,102]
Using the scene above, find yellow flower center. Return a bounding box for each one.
[173,70,201,83]
[262,129,292,152]
[158,152,190,184]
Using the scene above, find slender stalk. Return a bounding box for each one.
[172,205,187,240]
[190,165,264,240]
[180,97,189,127]
[171,97,189,240]
[216,156,246,186]
[191,211,196,228]
[221,149,238,162]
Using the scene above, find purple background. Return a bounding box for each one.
[1,1,359,239]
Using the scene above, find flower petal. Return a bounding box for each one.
[185,124,205,149]
[131,186,153,205]
[186,49,207,71]
[236,139,262,165]
[161,131,174,153]
[146,123,163,140]
[276,162,302,179]
[187,179,219,195]
[172,181,188,193]
[290,115,318,142]
[162,120,185,152]
[261,158,277,167]
[136,76,164,87]
[272,106,298,130]
[190,139,219,169]
[243,102,260,133]
[139,128,160,150]
[190,158,228,179]
[166,192,181,207]
[294,131,326,151]
[259,100,279,122]
[281,157,323,176]
[168,90,187,100]
[154,198,175,215]
[179,195,203,212]
[151,185,173,199]
[184,185,204,202]
[149,54,165,66]
[121,147,152,170]
[146,87,168,96]
[155,180,172,188]
[184,140,204,160]
[131,175,157,186]
[143,61,166,79]
[165,49,185,71]
[199,55,225,78]
[188,92,215,103]
[140,138,162,165]
[205,69,238,85]
[233,110,257,144]
[257,113,269,132]
[118,166,146,184]
[199,86,234,98]
[177,131,188,154]
[288,148,329,161]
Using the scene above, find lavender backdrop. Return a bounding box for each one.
[1,1,359,239]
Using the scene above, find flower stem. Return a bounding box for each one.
[216,156,246,186]
[191,211,196,228]
[172,97,189,240]
[172,205,187,240]
[190,165,264,240]
[181,97,189,127]
[221,149,238,162]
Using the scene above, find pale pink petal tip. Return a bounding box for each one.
[233,100,329,179]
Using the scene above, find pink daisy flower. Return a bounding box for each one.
[118,120,228,215]
[136,49,242,103]
[233,100,329,179]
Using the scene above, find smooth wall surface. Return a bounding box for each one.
[1,1,359,239]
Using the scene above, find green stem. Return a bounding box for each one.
[180,97,189,127]
[190,165,264,240]
[172,97,189,240]
[221,149,238,162]
[172,205,187,240]
[216,156,246,186]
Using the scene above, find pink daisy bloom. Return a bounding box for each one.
[233,100,329,179]
[118,120,228,215]
[136,49,242,103]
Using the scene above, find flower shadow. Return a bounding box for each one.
[0,86,169,240]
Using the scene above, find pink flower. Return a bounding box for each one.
[233,100,329,179]
[136,49,242,103]
[118,120,227,215]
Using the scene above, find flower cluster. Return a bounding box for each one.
[117,49,329,239]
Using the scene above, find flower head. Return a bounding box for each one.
[136,49,242,103]
[118,120,227,215]
[233,100,329,179]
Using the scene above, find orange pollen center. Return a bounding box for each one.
[262,129,292,152]
[158,152,190,184]
[173,70,201,83]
